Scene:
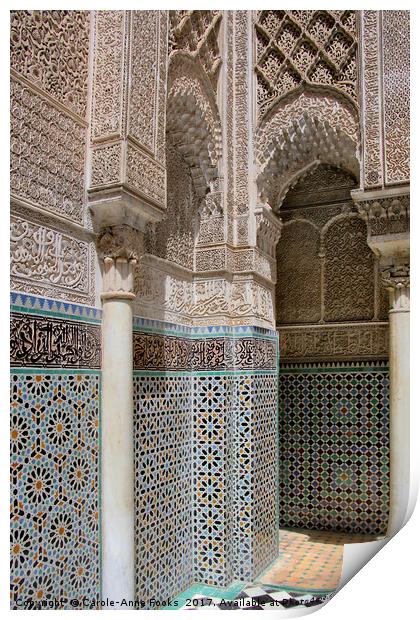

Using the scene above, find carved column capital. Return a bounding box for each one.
[380,262,410,290]
[97,225,143,300]
[379,258,410,312]
[97,225,143,261]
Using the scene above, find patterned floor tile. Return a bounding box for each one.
[174,527,381,610]
[258,528,377,591]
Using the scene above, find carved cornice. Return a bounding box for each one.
[354,191,410,237]
[353,188,410,313]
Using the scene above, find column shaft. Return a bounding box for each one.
[387,296,410,537]
[101,297,135,604]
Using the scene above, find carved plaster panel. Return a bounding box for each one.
[381,11,410,185]
[195,248,226,272]
[283,164,357,208]
[10,206,95,305]
[127,11,168,158]
[91,11,126,141]
[276,203,387,326]
[125,143,166,208]
[360,11,410,189]
[359,11,382,188]
[231,11,252,241]
[146,142,199,270]
[277,220,321,324]
[10,78,86,225]
[197,191,225,245]
[134,261,194,324]
[129,11,160,152]
[90,142,123,188]
[278,322,389,363]
[324,216,374,322]
[134,258,276,329]
[10,10,90,119]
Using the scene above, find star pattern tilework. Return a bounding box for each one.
[10,371,100,608]
[134,374,193,606]
[278,363,390,534]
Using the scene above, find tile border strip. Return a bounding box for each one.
[11,291,102,324]
[280,361,389,373]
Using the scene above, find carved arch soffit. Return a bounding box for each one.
[166,54,223,199]
[255,89,360,211]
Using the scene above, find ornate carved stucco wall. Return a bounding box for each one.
[11,6,280,596]
[276,166,390,535]
[358,11,409,189]
[10,11,102,606]
[9,8,409,606]
[133,10,278,595]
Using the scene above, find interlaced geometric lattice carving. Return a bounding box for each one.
[255,10,357,116]
[169,11,222,91]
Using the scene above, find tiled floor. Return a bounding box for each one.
[172,528,378,610]
[259,528,374,591]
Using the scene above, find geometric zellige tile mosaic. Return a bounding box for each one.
[10,373,100,609]
[134,375,193,607]
[278,363,390,535]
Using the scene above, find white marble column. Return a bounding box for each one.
[381,261,410,538]
[97,227,141,607]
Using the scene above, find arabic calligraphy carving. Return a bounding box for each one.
[11,313,100,369]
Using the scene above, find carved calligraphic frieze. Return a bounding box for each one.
[10,313,101,368]
[10,213,92,303]
[279,323,389,363]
